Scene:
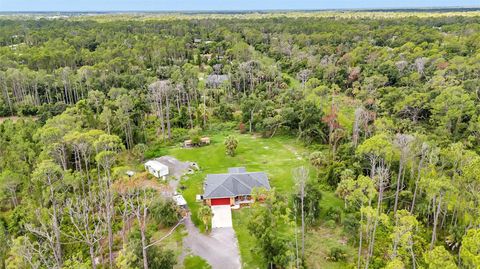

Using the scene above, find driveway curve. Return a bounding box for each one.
[183,214,241,269]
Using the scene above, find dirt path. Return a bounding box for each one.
[183,215,241,269]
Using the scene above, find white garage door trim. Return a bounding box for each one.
[211,205,233,228]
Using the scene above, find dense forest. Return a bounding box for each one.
[1,11,480,269]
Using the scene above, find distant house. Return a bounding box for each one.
[144,160,169,179]
[203,167,270,206]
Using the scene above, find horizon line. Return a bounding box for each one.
[1,6,480,14]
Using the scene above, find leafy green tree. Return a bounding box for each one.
[460,229,480,268]
[248,190,295,268]
[424,246,458,269]
[431,87,475,139]
[336,172,376,210]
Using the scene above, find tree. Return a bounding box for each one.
[420,169,452,250]
[336,172,376,209]
[431,86,475,139]
[198,206,212,233]
[390,210,418,268]
[30,160,65,268]
[393,134,414,215]
[0,170,22,208]
[248,190,295,268]
[424,246,458,269]
[121,184,156,269]
[460,229,480,268]
[65,191,105,269]
[293,166,308,259]
[224,135,238,156]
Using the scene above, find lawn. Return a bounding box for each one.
[153,132,350,268]
[163,133,310,227]
[183,255,211,269]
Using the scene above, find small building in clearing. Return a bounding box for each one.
[172,194,187,208]
[144,160,169,180]
[203,167,270,206]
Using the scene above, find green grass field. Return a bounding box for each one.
[155,132,350,268]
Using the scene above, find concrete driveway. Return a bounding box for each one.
[211,205,233,228]
[183,215,241,269]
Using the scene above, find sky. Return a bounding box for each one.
[0,0,479,12]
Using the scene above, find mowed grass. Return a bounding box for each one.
[164,133,309,227]
[157,132,349,268]
[232,208,263,268]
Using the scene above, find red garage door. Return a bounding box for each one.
[211,198,231,205]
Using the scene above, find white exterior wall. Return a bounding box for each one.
[144,160,169,179]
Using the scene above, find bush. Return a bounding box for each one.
[327,246,347,262]
[214,103,234,121]
[325,206,342,223]
[324,219,337,229]
[184,255,211,269]
[342,213,359,240]
[148,247,176,269]
[188,127,202,145]
[150,199,181,227]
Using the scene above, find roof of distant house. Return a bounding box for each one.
[203,167,270,199]
[144,160,168,171]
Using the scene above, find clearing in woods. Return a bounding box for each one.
[149,133,354,268]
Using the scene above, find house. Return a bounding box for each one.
[144,160,169,179]
[203,167,271,206]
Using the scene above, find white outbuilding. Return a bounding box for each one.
[144,160,169,180]
[172,194,187,208]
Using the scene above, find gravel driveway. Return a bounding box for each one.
[183,215,241,269]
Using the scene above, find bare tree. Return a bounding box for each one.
[410,143,428,213]
[365,161,389,269]
[31,161,65,268]
[293,166,309,259]
[297,69,312,88]
[393,134,414,215]
[65,192,106,269]
[96,150,118,267]
[149,80,173,140]
[118,183,155,269]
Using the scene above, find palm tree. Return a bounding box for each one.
[198,206,213,232]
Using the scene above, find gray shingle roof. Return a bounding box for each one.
[203,168,270,198]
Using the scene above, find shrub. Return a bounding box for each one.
[327,246,347,262]
[325,206,342,223]
[188,127,202,145]
[150,199,181,227]
[324,219,336,229]
[224,135,238,156]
